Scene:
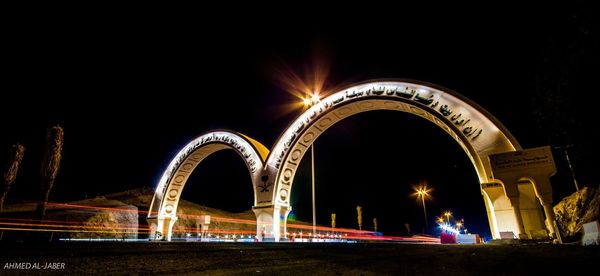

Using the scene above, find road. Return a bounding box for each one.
[1,242,598,275]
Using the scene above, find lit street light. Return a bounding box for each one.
[456,222,462,231]
[444,211,452,224]
[413,183,432,233]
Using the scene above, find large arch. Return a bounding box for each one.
[148,80,557,242]
[147,130,269,241]
[258,80,550,241]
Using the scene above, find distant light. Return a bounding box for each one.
[439,223,459,234]
[413,183,432,199]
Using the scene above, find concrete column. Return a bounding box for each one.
[537,193,562,243]
[147,218,159,240]
[508,196,527,239]
[529,177,561,242]
[253,205,284,242]
[503,179,527,239]
[481,188,500,239]
[272,205,281,242]
[280,207,292,241]
[148,216,178,241]
[163,216,178,241]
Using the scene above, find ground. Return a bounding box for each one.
[1,242,598,275]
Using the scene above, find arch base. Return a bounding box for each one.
[488,146,561,242]
[147,216,178,241]
[253,205,291,242]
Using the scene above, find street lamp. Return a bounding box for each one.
[554,145,579,192]
[303,92,320,235]
[444,211,452,224]
[414,183,432,233]
[456,222,462,231]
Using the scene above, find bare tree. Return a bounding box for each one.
[1,144,25,212]
[34,126,64,222]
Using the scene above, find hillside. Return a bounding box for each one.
[1,187,263,240]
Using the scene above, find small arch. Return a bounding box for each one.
[147,130,268,240]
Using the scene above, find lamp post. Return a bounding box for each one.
[417,189,428,231]
[303,93,320,236]
[311,141,316,236]
[555,145,579,192]
[414,184,431,234]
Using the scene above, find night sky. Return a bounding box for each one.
[2,4,598,238]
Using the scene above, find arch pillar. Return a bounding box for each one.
[482,181,527,239]
[252,205,278,242]
[481,187,501,239]
[504,179,528,238]
[252,204,292,242]
[280,207,292,241]
[489,146,560,241]
[507,195,527,239]
[530,177,561,242]
[147,216,178,241]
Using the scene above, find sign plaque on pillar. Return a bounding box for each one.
[490,146,555,176]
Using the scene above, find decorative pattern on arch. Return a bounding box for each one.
[148,130,268,222]
[263,80,522,208]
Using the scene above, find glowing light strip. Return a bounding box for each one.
[439,223,460,234]
[0,222,146,231]
[0,227,150,234]
[2,202,146,214]
[60,238,150,242]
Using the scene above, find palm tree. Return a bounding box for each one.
[356,205,363,231]
[373,217,378,233]
[1,144,25,212]
[35,126,64,222]
[331,213,336,230]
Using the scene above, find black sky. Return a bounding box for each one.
[2,4,598,238]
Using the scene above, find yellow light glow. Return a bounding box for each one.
[412,183,432,200]
[271,56,331,117]
[444,211,453,223]
[311,92,320,102]
[303,98,312,107]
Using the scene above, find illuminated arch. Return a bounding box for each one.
[261,80,525,240]
[147,130,268,241]
[148,80,555,242]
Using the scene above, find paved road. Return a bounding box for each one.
[1,242,598,275]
